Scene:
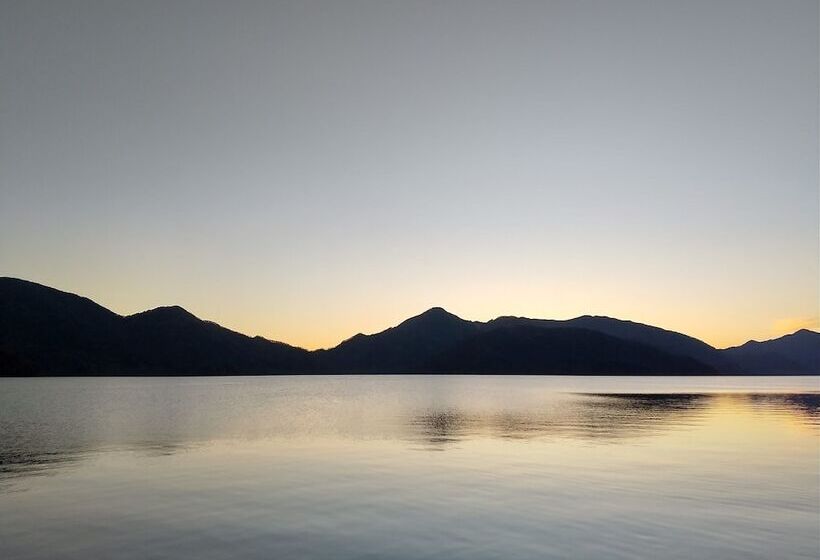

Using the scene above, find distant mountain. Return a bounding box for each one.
[121,306,311,374]
[490,315,734,372]
[316,309,717,374]
[315,307,483,372]
[427,326,715,374]
[722,330,820,374]
[0,277,126,374]
[0,278,310,375]
[0,277,816,375]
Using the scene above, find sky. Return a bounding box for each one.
[1,0,818,350]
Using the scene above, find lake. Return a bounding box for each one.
[0,375,818,559]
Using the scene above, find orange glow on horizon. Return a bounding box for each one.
[7,270,817,352]
[216,306,820,352]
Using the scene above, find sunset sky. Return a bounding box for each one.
[1,0,817,350]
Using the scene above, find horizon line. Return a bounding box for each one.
[2,276,817,353]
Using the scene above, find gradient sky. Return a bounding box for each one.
[1,0,818,350]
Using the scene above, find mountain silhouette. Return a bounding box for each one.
[0,277,127,374]
[1,277,816,375]
[0,278,310,374]
[426,326,715,374]
[315,307,483,372]
[121,305,311,374]
[489,315,735,371]
[723,329,820,374]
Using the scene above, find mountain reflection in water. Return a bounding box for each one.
[408,393,819,448]
[0,379,816,478]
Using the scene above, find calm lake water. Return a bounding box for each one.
[0,376,818,560]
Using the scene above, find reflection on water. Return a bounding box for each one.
[746,393,820,425]
[0,376,818,560]
[0,450,84,482]
[408,394,714,448]
[406,392,820,448]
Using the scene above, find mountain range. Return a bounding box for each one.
[1,277,817,375]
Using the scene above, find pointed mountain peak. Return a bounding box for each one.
[420,306,455,318]
[149,305,195,316]
[128,305,199,322]
[381,307,473,338]
[401,307,463,326]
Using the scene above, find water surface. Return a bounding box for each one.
[1,376,818,559]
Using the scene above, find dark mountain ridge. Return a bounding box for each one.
[1,277,817,375]
[315,307,484,372]
[723,329,820,374]
[0,278,311,375]
[488,315,735,372]
[427,326,715,374]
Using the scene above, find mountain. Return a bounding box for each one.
[315,307,483,372]
[0,278,311,375]
[489,315,734,372]
[427,326,715,374]
[1,277,816,375]
[315,308,718,373]
[121,306,311,374]
[722,330,820,374]
[0,277,126,374]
